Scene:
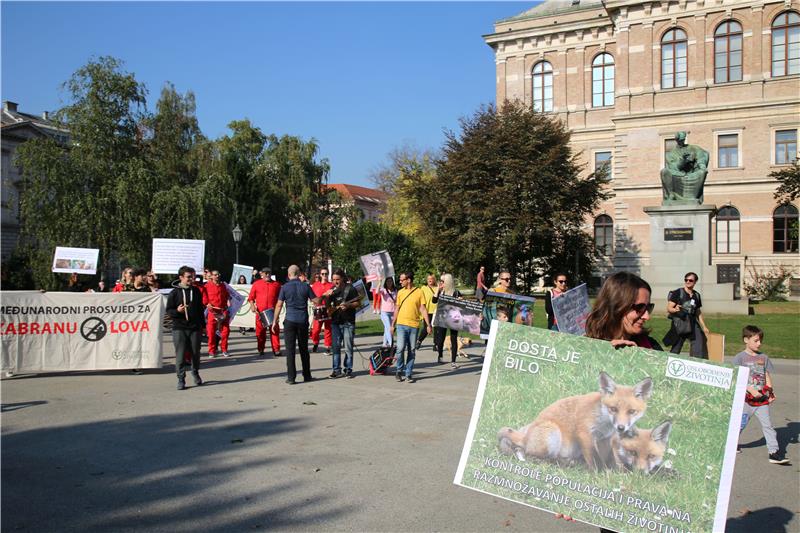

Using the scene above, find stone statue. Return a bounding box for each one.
[660,131,709,206]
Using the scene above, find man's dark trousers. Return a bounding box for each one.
[172,328,201,381]
[283,319,312,381]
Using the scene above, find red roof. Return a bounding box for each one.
[326,183,387,203]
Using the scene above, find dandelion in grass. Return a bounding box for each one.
[706,465,713,470]
[667,448,676,456]
[663,460,673,470]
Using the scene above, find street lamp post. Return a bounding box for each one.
[232,224,242,264]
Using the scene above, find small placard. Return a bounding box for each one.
[665,227,693,241]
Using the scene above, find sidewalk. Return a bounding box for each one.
[2,331,798,532]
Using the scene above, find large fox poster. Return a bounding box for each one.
[454,321,748,533]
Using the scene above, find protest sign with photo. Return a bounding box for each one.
[551,283,592,336]
[351,280,371,315]
[432,295,483,335]
[52,247,100,275]
[230,263,253,285]
[1,291,163,373]
[359,250,395,283]
[226,283,246,319]
[151,238,205,274]
[454,321,747,533]
[480,291,536,338]
[228,284,254,328]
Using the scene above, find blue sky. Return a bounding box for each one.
[2,1,530,186]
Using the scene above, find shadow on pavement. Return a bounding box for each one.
[726,506,795,533]
[2,410,352,531]
[1,400,48,412]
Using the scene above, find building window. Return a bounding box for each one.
[717,133,739,168]
[773,204,799,253]
[592,53,615,107]
[772,11,800,77]
[775,129,798,164]
[664,138,677,166]
[661,28,688,89]
[594,215,613,256]
[594,151,612,178]
[532,61,553,112]
[714,21,743,83]
[716,206,741,254]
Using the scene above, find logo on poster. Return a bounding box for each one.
[80,317,107,342]
[666,357,733,389]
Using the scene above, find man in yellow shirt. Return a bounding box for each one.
[415,274,437,351]
[391,272,432,383]
[494,270,513,294]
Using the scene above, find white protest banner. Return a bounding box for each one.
[229,284,254,328]
[551,283,592,336]
[151,238,205,274]
[359,250,395,283]
[454,321,747,533]
[230,263,253,285]
[52,247,100,275]
[431,295,483,335]
[1,291,163,373]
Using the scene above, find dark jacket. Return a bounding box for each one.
[166,284,205,330]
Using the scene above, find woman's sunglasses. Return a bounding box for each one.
[631,303,655,315]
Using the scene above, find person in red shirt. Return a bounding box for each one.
[248,267,282,357]
[310,268,334,354]
[203,270,232,358]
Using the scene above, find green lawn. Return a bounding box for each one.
[357,300,800,359]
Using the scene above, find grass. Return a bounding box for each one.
[458,323,738,532]
[357,300,800,359]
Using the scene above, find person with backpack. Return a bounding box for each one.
[663,272,709,358]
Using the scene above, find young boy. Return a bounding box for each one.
[734,325,790,464]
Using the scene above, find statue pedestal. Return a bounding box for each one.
[641,205,748,315]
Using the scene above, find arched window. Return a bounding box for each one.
[592,53,615,107]
[715,21,743,83]
[532,61,553,112]
[662,28,688,89]
[716,206,741,254]
[594,215,613,256]
[772,11,800,77]
[773,204,799,253]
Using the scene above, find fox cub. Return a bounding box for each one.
[611,420,672,474]
[498,372,653,470]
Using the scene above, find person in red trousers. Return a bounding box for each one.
[248,267,282,357]
[203,270,232,358]
[309,268,334,354]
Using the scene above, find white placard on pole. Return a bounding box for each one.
[52,247,100,275]
[151,239,205,274]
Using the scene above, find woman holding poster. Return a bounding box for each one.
[585,272,662,350]
[432,273,461,367]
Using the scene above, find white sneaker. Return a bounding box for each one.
[222,352,230,358]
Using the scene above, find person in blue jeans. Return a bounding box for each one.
[391,272,431,383]
[327,269,360,379]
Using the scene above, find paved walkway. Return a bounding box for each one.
[2,332,798,532]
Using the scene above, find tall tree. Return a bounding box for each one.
[331,220,424,280]
[401,100,610,292]
[15,56,149,288]
[772,160,800,203]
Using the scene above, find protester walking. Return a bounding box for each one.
[475,266,488,301]
[165,266,205,390]
[379,277,397,347]
[663,272,709,358]
[310,268,333,355]
[432,273,461,368]
[204,270,232,358]
[391,272,431,383]
[544,273,568,331]
[326,269,360,379]
[248,267,282,358]
[272,265,322,384]
[415,274,437,350]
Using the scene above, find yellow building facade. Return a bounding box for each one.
[484,0,800,294]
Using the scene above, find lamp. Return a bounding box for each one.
[232,223,242,263]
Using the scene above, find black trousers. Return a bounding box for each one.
[283,320,312,381]
[669,320,708,358]
[172,328,201,380]
[434,326,459,362]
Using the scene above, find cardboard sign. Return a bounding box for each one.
[151,239,205,274]
[551,283,591,336]
[454,321,747,533]
[480,291,536,339]
[359,250,395,283]
[352,280,371,316]
[431,295,483,335]
[230,263,254,285]
[52,247,100,275]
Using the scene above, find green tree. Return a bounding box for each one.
[772,160,800,203]
[401,100,610,292]
[332,220,424,281]
[15,56,148,288]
